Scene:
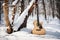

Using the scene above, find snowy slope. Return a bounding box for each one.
[0,14,60,40]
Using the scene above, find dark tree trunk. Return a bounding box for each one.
[50,0,55,18]
[29,0,31,2]
[56,0,60,19]
[17,11,32,31]
[52,0,55,18]
[42,0,47,20]
[17,4,34,31]
[11,6,16,25]
[4,0,8,3]
[0,2,1,22]
[20,0,24,15]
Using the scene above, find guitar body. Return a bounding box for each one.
[32,20,45,35]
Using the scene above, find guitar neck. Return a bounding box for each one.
[36,3,39,26]
[36,2,42,29]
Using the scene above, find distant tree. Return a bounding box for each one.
[21,0,24,14]
[0,0,4,23]
[0,2,1,21]
[56,0,60,19]
[50,0,55,18]
[29,0,31,2]
[11,6,16,25]
[4,0,8,3]
[42,0,47,20]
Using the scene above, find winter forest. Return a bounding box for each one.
[0,0,60,40]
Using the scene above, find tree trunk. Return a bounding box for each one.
[0,2,1,22]
[50,0,55,18]
[20,0,24,15]
[17,3,34,31]
[4,0,8,3]
[11,6,16,25]
[56,0,60,19]
[42,0,47,20]
[3,0,13,34]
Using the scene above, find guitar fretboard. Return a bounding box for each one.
[36,1,42,29]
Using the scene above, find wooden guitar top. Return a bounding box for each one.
[32,20,46,35]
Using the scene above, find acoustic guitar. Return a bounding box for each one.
[31,2,45,35]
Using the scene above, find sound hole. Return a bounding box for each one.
[37,23,42,29]
[36,29,41,31]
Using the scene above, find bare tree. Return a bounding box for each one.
[11,6,16,25]
[3,0,13,34]
[50,0,55,18]
[56,0,60,19]
[20,0,24,15]
[17,2,35,31]
[42,0,47,20]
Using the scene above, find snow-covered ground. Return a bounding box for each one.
[0,14,60,40]
[0,0,60,40]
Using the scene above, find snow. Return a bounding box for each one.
[2,3,5,6]
[13,0,35,30]
[0,14,60,40]
[0,0,60,40]
[12,0,18,5]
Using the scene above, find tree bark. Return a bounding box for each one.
[11,5,16,25]
[42,0,47,20]
[50,0,55,18]
[20,0,24,15]
[3,0,13,34]
[0,2,1,22]
[56,0,60,19]
[4,0,8,3]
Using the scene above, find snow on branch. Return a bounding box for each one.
[12,0,18,5]
[2,3,6,6]
[14,0,35,30]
